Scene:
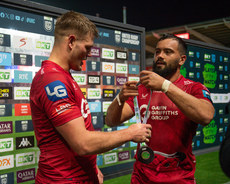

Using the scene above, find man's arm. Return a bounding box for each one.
[105,81,138,127]
[140,70,215,126]
[56,116,151,156]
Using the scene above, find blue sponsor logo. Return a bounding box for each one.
[202,90,211,101]
[0,52,11,66]
[45,80,68,102]
[14,70,32,83]
[88,101,101,113]
[129,65,140,74]
[97,155,103,166]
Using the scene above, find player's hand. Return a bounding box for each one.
[140,70,165,91]
[128,123,152,143]
[119,81,139,102]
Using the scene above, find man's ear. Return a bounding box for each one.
[68,35,76,49]
[179,55,186,66]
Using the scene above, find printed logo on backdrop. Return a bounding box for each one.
[116,77,127,86]
[87,88,101,99]
[35,55,49,67]
[0,172,14,184]
[0,87,12,99]
[116,51,127,60]
[0,104,12,117]
[90,47,100,57]
[0,69,11,83]
[114,30,140,47]
[118,151,130,161]
[97,155,103,166]
[0,121,12,135]
[102,101,112,113]
[12,36,33,50]
[88,101,101,113]
[43,16,53,32]
[128,52,140,62]
[88,75,100,85]
[0,52,11,66]
[14,53,32,66]
[116,63,128,74]
[35,39,52,52]
[102,76,115,85]
[204,53,211,62]
[0,138,13,153]
[16,152,35,167]
[103,89,115,98]
[16,136,34,149]
[87,61,100,72]
[128,76,140,82]
[14,103,31,116]
[104,152,118,165]
[80,88,87,98]
[101,48,115,60]
[14,87,30,100]
[45,80,68,102]
[0,33,11,47]
[17,168,35,183]
[15,120,33,132]
[0,155,14,170]
[129,65,140,74]
[102,62,115,73]
[72,74,87,85]
[91,112,104,129]
[14,70,32,83]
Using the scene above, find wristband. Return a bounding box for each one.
[116,94,122,106]
[161,80,171,93]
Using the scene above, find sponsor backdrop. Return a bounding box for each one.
[0,1,144,183]
[0,1,230,184]
[181,43,230,151]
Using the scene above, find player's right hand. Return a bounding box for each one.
[128,123,152,143]
[119,81,139,103]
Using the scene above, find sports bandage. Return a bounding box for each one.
[116,94,122,106]
[161,80,171,93]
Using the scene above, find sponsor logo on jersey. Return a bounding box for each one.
[55,103,71,115]
[45,80,68,102]
[81,99,90,118]
[202,90,211,101]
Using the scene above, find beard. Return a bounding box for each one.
[152,58,179,78]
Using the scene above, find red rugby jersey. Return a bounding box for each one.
[30,60,98,183]
[126,75,212,183]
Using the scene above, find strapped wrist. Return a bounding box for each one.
[116,93,122,106]
[161,80,171,93]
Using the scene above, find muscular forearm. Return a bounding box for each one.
[166,83,215,126]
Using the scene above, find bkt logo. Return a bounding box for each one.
[45,80,68,102]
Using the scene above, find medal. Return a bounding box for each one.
[134,88,154,164]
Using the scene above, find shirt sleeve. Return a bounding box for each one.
[190,82,213,103]
[40,71,83,127]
